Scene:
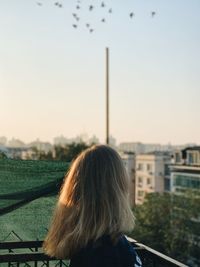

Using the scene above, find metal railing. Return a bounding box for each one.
[128,237,189,267]
[0,238,189,267]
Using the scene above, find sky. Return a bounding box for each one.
[0,0,200,145]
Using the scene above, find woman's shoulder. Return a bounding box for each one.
[70,234,142,267]
[102,234,142,266]
[117,235,142,266]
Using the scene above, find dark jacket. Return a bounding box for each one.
[69,235,142,267]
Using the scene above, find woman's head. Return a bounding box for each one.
[43,145,135,258]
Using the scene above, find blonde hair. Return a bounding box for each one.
[43,145,135,259]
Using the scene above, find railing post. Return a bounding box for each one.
[34,245,38,267]
[8,248,12,267]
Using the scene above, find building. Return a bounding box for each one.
[54,135,71,146]
[0,136,7,146]
[7,138,25,148]
[27,139,53,154]
[120,152,135,206]
[6,147,28,159]
[170,147,200,266]
[170,147,200,193]
[119,142,172,154]
[118,142,145,154]
[135,152,171,204]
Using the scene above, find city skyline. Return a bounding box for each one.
[1,0,200,144]
[0,134,198,148]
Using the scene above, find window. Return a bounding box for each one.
[188,153,193,164]
[138,163,143,170]
[174,174,200,190]
[175,152,181,163]
[164,164,170,175]
[138,177,143,184]
[164,178,170,191]
[147,177,151,185]
[147,164,152,171]
[187,151,199,165]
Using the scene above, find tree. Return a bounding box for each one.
[30,146,53,160]
[0,152,7,159]
[131,191,200,265]
[54,142,89,162]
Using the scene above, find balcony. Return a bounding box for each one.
[0,238,188,267]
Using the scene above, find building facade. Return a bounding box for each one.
[135,152,171,204]
[170,147,200,193]
[120,152,135,207]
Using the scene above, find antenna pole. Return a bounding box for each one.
[106,47,109,145]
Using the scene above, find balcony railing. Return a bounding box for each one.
[0,238,189,267]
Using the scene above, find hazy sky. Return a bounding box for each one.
[0,0,200,145]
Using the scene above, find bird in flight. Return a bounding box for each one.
[72,13,79,21]
[54,2,63,8]
[89,5,94,11]
[38,1,159,33]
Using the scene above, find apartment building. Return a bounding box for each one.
[170,147,200,193]
[135,152,171,204]
[120,152,135,207]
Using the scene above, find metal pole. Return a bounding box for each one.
[106,47,109,145]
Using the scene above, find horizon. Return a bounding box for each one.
[0,134,199,147]
[1,0,200,144]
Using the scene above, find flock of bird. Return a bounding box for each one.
[36,1,157,33]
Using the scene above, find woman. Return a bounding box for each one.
[43,145,142,267]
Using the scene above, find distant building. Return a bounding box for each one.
[54,135,71,146]
[27,139,53,154]
[0,136,7,146]
[88,135,99,145]
[120,152,135,207]
[135,152,171,204]
[6,147,28,159]
[74,133,89,144]
[118,142,172,154]
[108,135,117,148]
[170,147,200,193]
[20,148,38,160]
[119,142,145,154]
[8,138,25,148]
[118,142,198,155]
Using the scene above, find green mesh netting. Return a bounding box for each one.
[0,159,69,216]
